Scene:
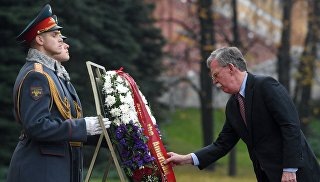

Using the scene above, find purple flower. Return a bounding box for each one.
[109,122,159,178]
[119,138,127,146]
[143,154,155,163]
[122,160,133,168]
[116,130,124,139]
[121,150,130,158]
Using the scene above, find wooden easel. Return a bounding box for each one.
[85,61,126,182]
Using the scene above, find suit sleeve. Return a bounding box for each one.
[19,71,87,142]
[194,119,240,170]
[261,77,302,168]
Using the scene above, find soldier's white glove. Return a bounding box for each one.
[102,117,111,129]
[84,116,111,135]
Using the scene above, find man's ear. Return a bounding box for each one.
[35,35,44,46]
[227,63,235,71]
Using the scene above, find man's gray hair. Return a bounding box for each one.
[206,47,247,71]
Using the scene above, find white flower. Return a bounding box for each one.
[119,95,127,103]
[102,71,157,126]
[105,95,116,105]
[116,76,123,83]
[140,91,148,104]
[121,114,131,124]
[145,105,152,115]
[104,77,112,87]
[119,104,130,113]
[106,71,117,77]
[110,108,122,117]
[103,81,112,92]
[124,94,134,105]
[117,84,129,94]
[113,118,121,126]
[129,110,139,123]
[105,88,113,94]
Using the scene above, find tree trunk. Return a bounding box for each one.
[293,0,319,134]
[228,0,240,176]
[198,0,215,170]
[277,0,293,93]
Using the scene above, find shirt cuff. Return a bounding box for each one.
[191,153,199,166]
[283,168,298,172]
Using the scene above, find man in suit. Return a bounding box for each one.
[7,4,110,182]
[164,47,320,182]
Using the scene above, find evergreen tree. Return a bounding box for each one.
[122,0,166,119]
[49,0,139,114]
[0,1,45,173]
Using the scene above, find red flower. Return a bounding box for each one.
[132,167,156,182]
[133,168,144,181]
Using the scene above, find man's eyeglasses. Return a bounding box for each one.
[210,67,225,81]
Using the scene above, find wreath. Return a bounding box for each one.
[102,69,175,182]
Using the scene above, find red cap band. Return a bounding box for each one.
[23,17,57,43]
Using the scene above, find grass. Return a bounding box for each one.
[159,108,256,182]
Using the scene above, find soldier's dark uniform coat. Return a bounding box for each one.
[7,49,87,182]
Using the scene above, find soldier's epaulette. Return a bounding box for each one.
[32,63,54,111]
[15,63,53,123]
[32,63,72,120]
[34,62,44,73]
[15,63,72,124]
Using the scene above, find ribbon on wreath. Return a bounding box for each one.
[116,69,176,182]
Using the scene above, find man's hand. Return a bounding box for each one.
[281,171,297,182]
[163,152,193,167]
[84,116,111,135]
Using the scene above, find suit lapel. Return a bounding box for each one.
[244,73,255,147]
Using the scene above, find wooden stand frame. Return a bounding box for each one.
[85,61,126,182]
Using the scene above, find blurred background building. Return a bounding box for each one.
[148,0,312,108]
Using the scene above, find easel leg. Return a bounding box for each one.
[85,134,103,182]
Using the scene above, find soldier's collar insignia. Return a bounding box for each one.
[30,87,43,100]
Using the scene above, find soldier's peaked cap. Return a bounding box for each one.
[16,4,62,44]
[52,15,67,40]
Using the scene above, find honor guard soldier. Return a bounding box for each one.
[7,4,111,182]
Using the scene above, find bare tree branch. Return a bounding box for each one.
[156,17,199,40]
